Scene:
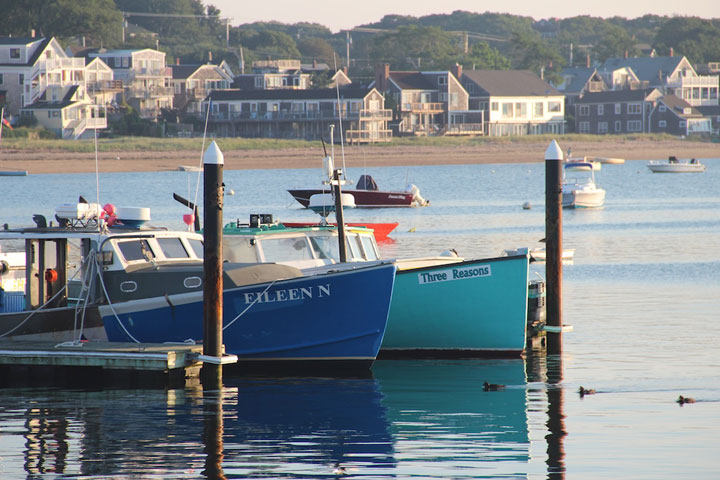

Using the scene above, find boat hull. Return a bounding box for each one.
[379,255,529,356]
[282,222,399,241]
[647,164,706,173]
[562,190,605,208]
[100,263,396,368]
[288,188,416,208]
[0,304,107,342]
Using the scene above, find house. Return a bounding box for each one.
[84,57,123,110]
[170,62,233,115]
[18,85,106,139]
[204,87,392,143]
[0,36,86,115]
[460,68,566,136]
[574,88,662,134]
[650,95,713,135]
[373,64,469,136]
[599,55,719,107]
[234,59,311,90]
[696,104,720,135]
[89,48,173,118]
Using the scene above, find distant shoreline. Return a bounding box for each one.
[1,137,717,174]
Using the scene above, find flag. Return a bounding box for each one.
[1,117,12,130]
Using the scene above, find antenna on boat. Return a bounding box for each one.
[333,53,348,180]
[185,97,213,229]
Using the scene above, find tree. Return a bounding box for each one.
[509,31,565,83]
[369,25,457,69]
[297,37,338,65]
[463,41,510,70]
[592,27,638,62]
[653,17,720,64]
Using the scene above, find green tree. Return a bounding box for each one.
[370,25,457,69]
[592,26,638,62]
[297,37,338,64]
[509,30,565,82]
[653,16,720,64]
[463,41,510,70]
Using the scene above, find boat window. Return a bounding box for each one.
[346,235,363,260]
[223,237,258,263]
[260,237,315,263]
[117,239,156,262]
[188,238,203,258]
[359,234,379,260]
[309,236,339,262]
[157,237,189,259]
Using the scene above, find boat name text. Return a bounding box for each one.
[418,265,491,285]
[243,284,331,304]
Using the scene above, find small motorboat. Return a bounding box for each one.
[647,156,706,173]
[562,161,606,209]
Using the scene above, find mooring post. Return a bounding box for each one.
[332,168,348,263]
[202,141,224,384]
[545,140,563,355]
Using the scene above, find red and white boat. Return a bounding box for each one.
[288,155,429,209]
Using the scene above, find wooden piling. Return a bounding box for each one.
[332,168,348,263]
[544,140,563,355]
[202,141,224,383]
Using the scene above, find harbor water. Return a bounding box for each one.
[1,155,719,478]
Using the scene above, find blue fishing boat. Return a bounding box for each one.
[219,216,530,356]
[101,262,396,369]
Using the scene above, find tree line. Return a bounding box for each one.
[2,1,719,83]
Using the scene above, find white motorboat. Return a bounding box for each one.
[647,156,706,173]
[562,162,606,208]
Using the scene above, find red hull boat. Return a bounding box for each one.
[282,221,399,241]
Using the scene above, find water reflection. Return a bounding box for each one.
[0,359,577,478]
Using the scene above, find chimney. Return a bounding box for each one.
[586,53,590,68]
[342,66,348,75]
[208,51,213,63]
[31,29,36,38]
[670,47,674,57]
[375,63,390,92]
[313,58,317,68]
[451,63,462,80]
[176,57,180,65]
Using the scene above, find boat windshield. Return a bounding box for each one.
[260,237,316,263]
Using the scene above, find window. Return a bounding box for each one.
[678,120,686,129]
[0,73,3,84]
[615,120,622,132]
[548,101,561,113]
[117,240,156,262]
[10,48,20,59]
[515,102,527,118]
[598,122,608,133]
[260,237,314,262]
[597,104,604,115]
[438,76,447,86]
[502,103,514,118]
[578,121,590,133]
[627,103,641,114]
[659,120,667,128]
[157,238,189,258]
[627,120,642,132]
[615,104,621,114]
[659,105,666,112]
[578,105,589,116]
[491,102,499,111]
[188,239,203,258]
[359,235,379,260]
[19,73,24,85]
[534,102,543,117]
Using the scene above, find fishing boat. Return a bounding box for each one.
[562,161,606,208]
[221,215,530,357]
[287,154,428,209]
[647,156,706,173]
[0,202,396,370]
[281,221,398,241]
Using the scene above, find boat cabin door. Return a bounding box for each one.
[24,238,68,309]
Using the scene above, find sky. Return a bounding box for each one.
[210,0,720,32]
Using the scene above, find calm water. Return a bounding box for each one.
[1,153,719,478]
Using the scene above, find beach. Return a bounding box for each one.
[1,138,718,174]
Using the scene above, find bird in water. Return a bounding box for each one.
[578,386,596,396]
[333,463,347,475]
[483,381,505,391]
[677,395,696,405]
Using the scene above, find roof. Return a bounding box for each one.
[462,70,560,96]
[576,88,660,104]
[0,37,51,67]
[170,64,201,79]
[658,95,704,118]
[0,36,40,45]
[557,67,598,93]
[696,105,720,116]
[20,100,77,110]
[389,72,436,90]
[208,87,374,102]
[600,56,686,83]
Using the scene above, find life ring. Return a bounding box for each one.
[44,268,58,282]
[0,260,9,274]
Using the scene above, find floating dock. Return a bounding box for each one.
[0,340,237,387]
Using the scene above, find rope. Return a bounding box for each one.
[222,280,276,331]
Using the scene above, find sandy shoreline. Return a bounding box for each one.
[1,139,717,174]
